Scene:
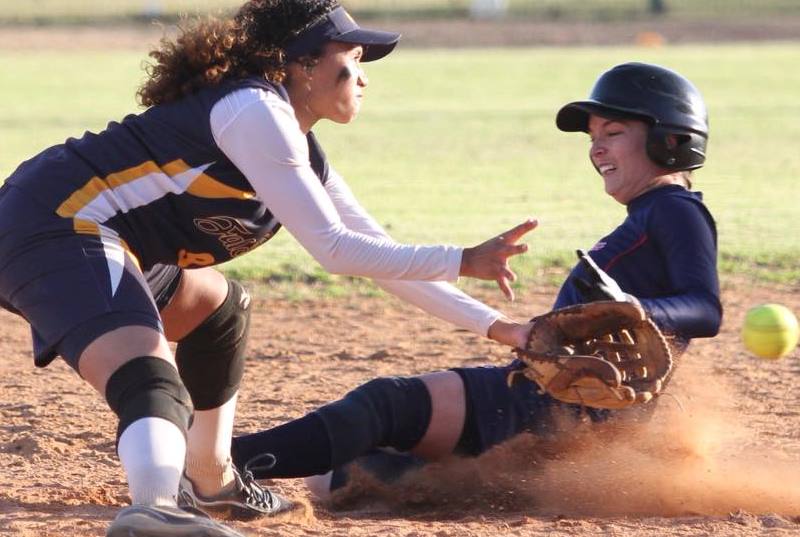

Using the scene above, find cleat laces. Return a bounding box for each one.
[237,453,278,510]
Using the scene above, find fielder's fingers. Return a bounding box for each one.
[503,267,517,283]
[500,218,538,244]
[498,277,514,302]
[504,243,528,257]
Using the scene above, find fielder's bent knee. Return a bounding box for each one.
[175,279,251,410]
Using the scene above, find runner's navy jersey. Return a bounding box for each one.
[554,185,722,341]
[5,77,329,271]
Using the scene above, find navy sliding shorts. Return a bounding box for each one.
[0,184,180,369]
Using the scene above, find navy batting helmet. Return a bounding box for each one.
[556,62,708,171]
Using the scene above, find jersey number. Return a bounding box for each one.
[178,249,215,268]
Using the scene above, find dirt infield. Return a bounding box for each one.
[1,277,799,536]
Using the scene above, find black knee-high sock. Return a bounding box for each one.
[231,376,432,479]
[232,412,332,479]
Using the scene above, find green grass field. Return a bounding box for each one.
[1,0,798,23]
[1,42,798,289]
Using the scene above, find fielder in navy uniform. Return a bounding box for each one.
[0,2,538,536]
[227,63,724,500]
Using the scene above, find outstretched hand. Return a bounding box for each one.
[460,218,538,301]
[487,317,534,348]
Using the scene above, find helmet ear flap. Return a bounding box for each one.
[645,126,677,168]
[646,125,707,171]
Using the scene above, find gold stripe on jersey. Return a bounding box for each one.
[162,160,255,200]
[57,159,254,220]
[72,218,143,273]
[72,218,100,235]
[106,160,163,189]
[57,177,109,219]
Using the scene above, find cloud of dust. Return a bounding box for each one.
[521,375,800,516]
[335,360,800,516]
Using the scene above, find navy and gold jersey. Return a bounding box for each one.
[5,77,329,272]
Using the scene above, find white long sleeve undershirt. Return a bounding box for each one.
[323,167,501,336]
[210,88,501,336]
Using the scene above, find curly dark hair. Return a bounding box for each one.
[137,0,339,107]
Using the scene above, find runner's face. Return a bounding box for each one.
[587,115,666,204]
[298,42,368,125]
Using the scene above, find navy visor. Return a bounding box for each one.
[283,6,400,62]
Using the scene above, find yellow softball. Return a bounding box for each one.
[742,304,800,359]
